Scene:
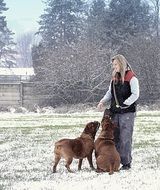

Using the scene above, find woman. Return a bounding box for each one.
[97,54,139,170]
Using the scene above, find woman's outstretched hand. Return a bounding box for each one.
[97,102,105,111]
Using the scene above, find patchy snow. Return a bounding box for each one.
[0,67,34,76]
[0,110,160,190]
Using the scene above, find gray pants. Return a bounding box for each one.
[112,112,135,165]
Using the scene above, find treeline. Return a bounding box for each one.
[32,0,160,107]
[0,0,16,67]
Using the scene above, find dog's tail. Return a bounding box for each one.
[54,142,63,154]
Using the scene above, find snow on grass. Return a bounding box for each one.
[0,110,160,190]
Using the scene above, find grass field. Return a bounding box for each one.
[0,111,160,190]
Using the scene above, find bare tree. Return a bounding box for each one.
[16,32,35,67]
[150,0,160,37]
[32,40,115,106]
[120,35,160,104]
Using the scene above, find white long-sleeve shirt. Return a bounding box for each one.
[100,76,139,105]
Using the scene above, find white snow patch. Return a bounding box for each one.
[0,111,160,190]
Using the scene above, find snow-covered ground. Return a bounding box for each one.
[0,110,160,190]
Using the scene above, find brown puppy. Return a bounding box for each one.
[94,115,120,175]
[53,121,100,173]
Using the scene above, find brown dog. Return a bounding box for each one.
[94,115,120,175]
[53,121,100,173]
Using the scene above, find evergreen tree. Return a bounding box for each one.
[0,0,16,67]
[87,0,107,46]
[38,0,85,48]
[106,0,152,44]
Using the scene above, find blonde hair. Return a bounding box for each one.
[111,54,133,83]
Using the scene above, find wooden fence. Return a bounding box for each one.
[0,82,38,110]
[0,81,160,110]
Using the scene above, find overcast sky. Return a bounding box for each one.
[5,0,44,37]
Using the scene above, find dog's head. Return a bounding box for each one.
[102,108,113,119]
[100,115,116,139]
[101,114,116,130]
[83,121,100,139]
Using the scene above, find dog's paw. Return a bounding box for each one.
[95,168,103,173]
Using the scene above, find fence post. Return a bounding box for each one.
[20,82,23,107]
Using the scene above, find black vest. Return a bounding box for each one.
[110,71,137,114]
